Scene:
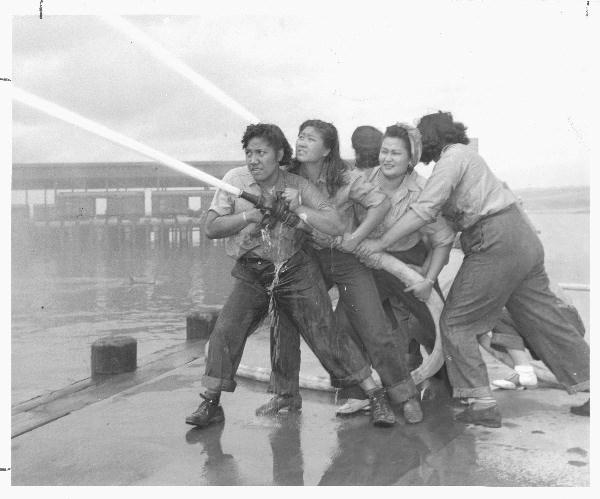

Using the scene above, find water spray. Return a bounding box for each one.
[102,16,260,124]
[11,87,284,213]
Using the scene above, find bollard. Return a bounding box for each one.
[186,308,220,340]
[91,335,137,375]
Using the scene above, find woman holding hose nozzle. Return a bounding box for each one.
[186,123,376,429]
[356,111,590,427]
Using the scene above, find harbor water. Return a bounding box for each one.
[11,211,590,406]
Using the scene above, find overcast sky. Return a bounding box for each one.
[9,1,596,189]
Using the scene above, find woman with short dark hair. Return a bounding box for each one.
[351,125,383,170]
[185,123,372,429]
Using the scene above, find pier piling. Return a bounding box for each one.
[186,309,220,340]
[91,336,137,376]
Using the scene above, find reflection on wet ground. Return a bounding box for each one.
[11,361,589,486]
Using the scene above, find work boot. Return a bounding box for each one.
[570,399,590,417]
[255,393,302,416]
[402,398,423,424]
[453,403,502,428]
[368,388,396,427]
[185,392,224,428]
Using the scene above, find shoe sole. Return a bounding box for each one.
[373,419,396,427]
[255,404,302,416]
[336,411,371,418]
[570,408,590,417]
[336,407,371,417]
[185,413,225,427]
[491,382,517,390]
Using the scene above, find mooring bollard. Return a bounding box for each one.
[91,335,137,376]
[186,308,220,340]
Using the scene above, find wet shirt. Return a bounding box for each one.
[355,167,456,251]
[295,166,387,249]
[209,166,335,263]
[409,144,517,231]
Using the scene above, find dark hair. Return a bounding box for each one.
[417,111,469,164]
[290,119,348,197]
[351,125,383,170]
[241,123,293,166]
[383,124,414,173]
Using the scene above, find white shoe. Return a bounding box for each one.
[492,367,538,390]
[335,398,371,416]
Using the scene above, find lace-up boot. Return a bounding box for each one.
[453,402,502,428]
[255,394,302,416]
[185,392,224,428]
[368,388,396,427]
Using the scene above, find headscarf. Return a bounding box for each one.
[394,122,422,169]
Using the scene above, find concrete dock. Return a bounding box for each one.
[10,329,590,486]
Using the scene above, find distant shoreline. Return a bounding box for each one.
[515,185,589,213]
[525,209,589,214]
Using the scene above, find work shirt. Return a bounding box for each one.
[356,167,456,251]
[294,165,387,249]
[209,166,335,263]
[409,144,517,231]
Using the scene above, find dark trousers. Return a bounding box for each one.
[202,249,371,392]
[338,242,442,400]
[441,204,590,398]
[269,247,417,404]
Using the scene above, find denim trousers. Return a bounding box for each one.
[269,247,417,404]
[442,204,590,398]
[337,242,442,401]
[202,248,372,393]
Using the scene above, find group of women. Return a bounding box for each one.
[186,111,590,431]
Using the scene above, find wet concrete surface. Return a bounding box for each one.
[11,357,589,486]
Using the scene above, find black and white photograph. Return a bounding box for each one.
[3,0,596,489]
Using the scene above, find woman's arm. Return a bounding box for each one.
[357,150,466,259]
[355,209,427,258]
[295,205,345,236]
[282,186,346,236]
[205,208,264,239]
[336,197,391,253]
[404,242,452,301]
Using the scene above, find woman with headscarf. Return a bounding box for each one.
[357,111,590,427]
[335,122,455,415]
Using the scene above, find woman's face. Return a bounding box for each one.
[379,136,411,180]
[245,137,282,184]
[295,126,330,164]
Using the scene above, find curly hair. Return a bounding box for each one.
[290,119,348,197]
[241,123,293,166]
[382,124,414,172]
[417,111,469,164]
[351,125,383,170]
